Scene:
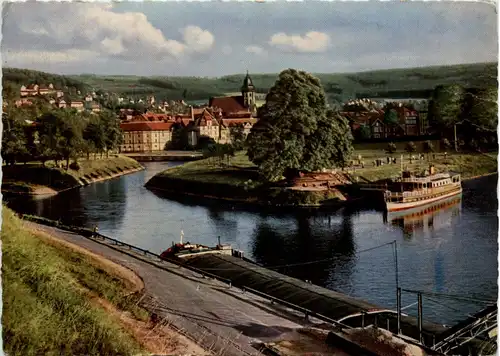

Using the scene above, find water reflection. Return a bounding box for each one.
[5,188,88,227]
[4,176,129,231]
[251,210,356,287]
[387,196,463,239]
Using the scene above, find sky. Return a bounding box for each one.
[1,1,497,77]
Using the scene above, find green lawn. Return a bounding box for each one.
[2,207,149,356]
[160,151,257,186]
[160,148,497,185]
[348,150,498,182]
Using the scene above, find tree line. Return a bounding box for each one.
[427,84,497,151]
[2,107,122,169]
[3,67,90,94]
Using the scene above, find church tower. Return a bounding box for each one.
[241,71,256,110]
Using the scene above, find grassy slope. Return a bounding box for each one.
[64,62,498,102]
[2,206,149,356]
[2,155,143,193]
[160,151,256,186]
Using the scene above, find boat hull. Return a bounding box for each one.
[387,194,462,220]
[386,187,463,212]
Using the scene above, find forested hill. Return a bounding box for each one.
[3,68,90,93]
[3,62,497,103]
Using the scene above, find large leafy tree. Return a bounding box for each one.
[99,110,123,157]
[427,84,466,131]
[383,109,399,126]
[83,116,106,159]
[467,87,498,132]
[2,113,29,165]
[36,112,67,166]
[229,124,246,151]
[246,69,353,181]
[57,111,85,169]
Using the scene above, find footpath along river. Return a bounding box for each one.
[5,161,498,327]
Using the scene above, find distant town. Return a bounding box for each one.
[7,71,440,155]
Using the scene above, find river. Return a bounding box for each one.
[5,162,498,327]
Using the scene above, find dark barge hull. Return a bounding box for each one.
[177,252,448,346]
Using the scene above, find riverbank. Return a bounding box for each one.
[145,152,348,209]
[145,150,497,208]
[2,207,208,356]
[2,155,144,196]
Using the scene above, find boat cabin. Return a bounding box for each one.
[392,165,461,193]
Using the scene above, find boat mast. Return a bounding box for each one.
[400,154,403,178]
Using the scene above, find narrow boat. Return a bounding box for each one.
[384,165,462,212]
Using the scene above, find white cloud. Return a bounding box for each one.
[3,3,215,63]
[182,26,215,53]
[269,31,330,53]
[245,45,265,55]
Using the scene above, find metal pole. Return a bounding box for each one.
[394,240,401,335]
[397,287,402,335]
[418,292,423,344]
[454,124,458,152]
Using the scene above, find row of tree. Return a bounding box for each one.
[2,107,122,169]
[427,84,497,149]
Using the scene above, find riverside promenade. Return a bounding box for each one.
[25,221,351,356]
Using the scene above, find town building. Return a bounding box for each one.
[120,121,174,153]
[209,72,257,116]
[20,83,57,97]
[57,99,67,109]
[343,105,423,140]
[70,101,84,112]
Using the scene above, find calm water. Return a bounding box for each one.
[6,162,498,326]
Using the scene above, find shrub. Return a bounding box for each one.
[386,142,397,154]
[405,142,416,154]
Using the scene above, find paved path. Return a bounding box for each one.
[26,222,340,356]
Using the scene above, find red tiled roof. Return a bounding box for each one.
[192,108,205,116]
[225,111,253,119]
[141,113,171,122]
[120,121,174,131]
[209,96,247,114]
[194,109,219,127]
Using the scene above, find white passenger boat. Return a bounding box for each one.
[384,165,462,212]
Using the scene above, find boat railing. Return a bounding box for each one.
[387,185,461,199]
